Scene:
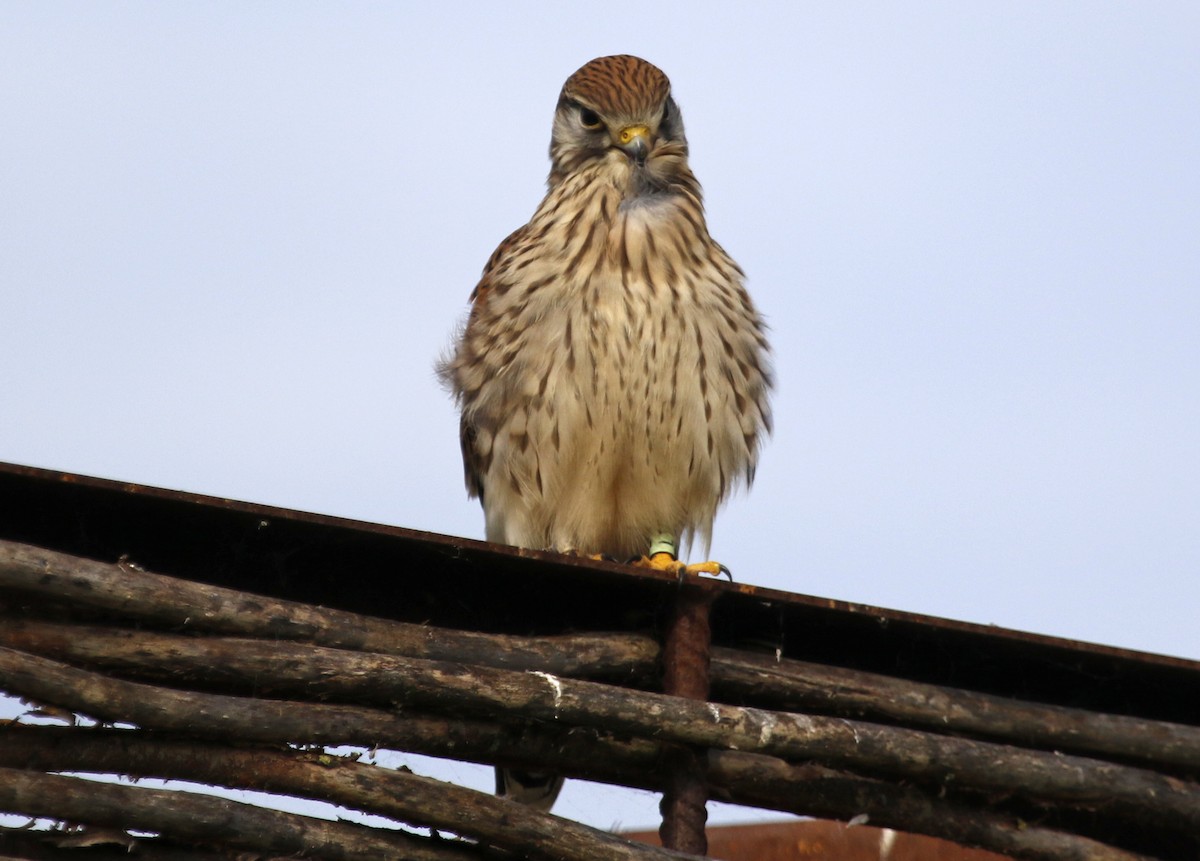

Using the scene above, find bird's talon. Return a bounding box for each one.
[684,560,733,581]
[634,552,730,580]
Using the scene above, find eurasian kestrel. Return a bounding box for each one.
[438,54,772,808]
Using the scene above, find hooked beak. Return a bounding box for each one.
[616,124,652,165]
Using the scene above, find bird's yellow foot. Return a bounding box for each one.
[636,551,732,581]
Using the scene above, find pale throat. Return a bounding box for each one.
[618,188,679,217]
[584,149,685,214]
[608,186,681,233]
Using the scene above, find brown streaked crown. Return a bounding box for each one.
[559,55,671,117]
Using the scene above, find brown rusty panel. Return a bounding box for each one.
[624,820,1009,861]
[2,459,1199,725]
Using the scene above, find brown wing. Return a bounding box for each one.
[456,223,532,502]
[459,416,486,502]
[468,223,531,307]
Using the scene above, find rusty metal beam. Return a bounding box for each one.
[658,586,715,855]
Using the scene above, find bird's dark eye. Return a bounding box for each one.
[579,107,602,129]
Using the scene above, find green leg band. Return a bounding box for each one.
[649,533,677,558]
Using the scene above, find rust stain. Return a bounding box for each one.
[624,820,1010,861]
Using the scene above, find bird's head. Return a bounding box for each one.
[548,55,691,193]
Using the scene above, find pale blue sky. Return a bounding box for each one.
[2,1,1198,831]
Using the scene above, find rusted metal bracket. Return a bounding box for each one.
[658,584,716,856]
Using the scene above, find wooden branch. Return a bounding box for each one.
[711,647,1200,774]
[2,644,1197,839]
[0,767,481,861]
[3,539,1196,858]
[0,825,240,861]
[0,732,693,861]
[0,726,1158,861]
[704,752,1157,861]
[0,644,663,790]
[0,539,655,680]
[5,534,1198,776]
[9,617,1200,789]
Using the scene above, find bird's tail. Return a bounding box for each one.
[495,767,564,812]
